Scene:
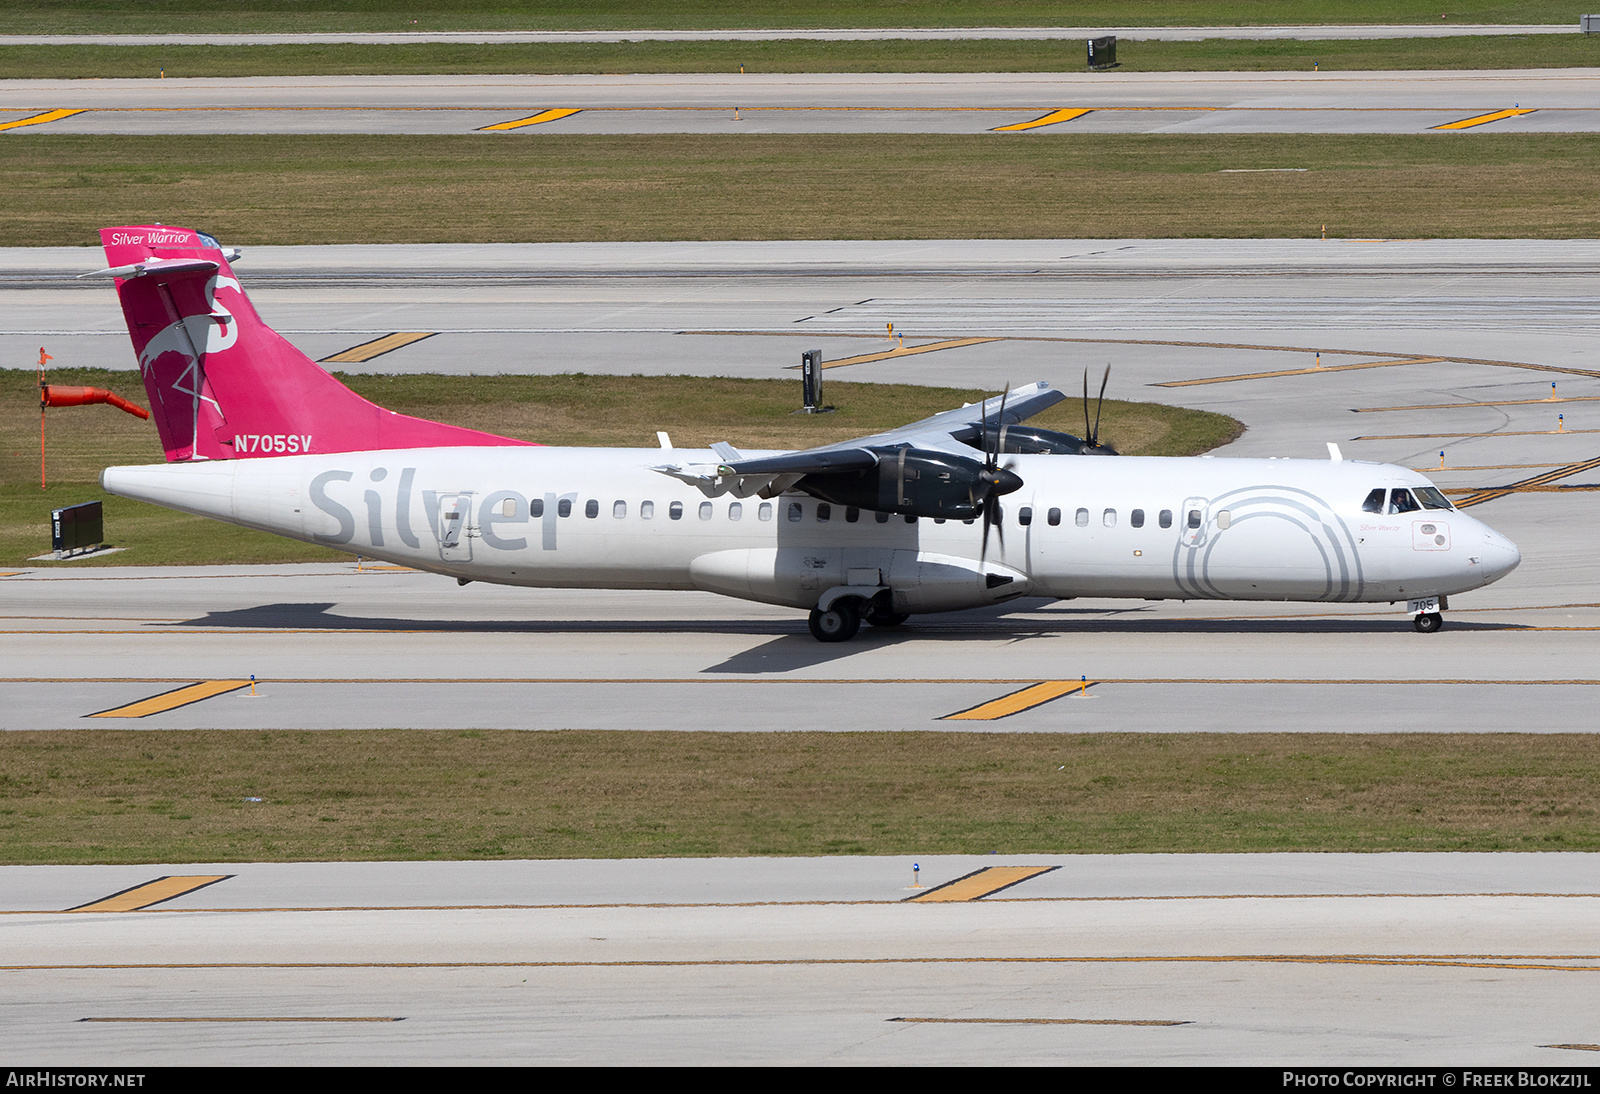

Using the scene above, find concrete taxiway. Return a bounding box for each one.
[5,238,1600,732]
[4,853,1600,1064]
[6,237,1600,1062]
[3,70,1597,133]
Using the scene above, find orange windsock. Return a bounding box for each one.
[41,385,150,419]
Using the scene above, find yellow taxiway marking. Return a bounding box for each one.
[784,337,998,371]
[80,1016,402,1023]
[1452,455,1600,509]
[9,890,1600,916]
[68,875,231,913]
[0,108,85,132]
[1545,1045,1600,1052]
[1412,464,1563,472]
[318,331,435,364]
[908,865,1059,903]
[1356,429,1600,440]
[1157,357,1444,388]
[1432,107,1536,131]
[941,680,1087,721]
[478,108,582,131]
[890,1016,1188,1026]
[87,679,253,718]
[0,572,24,577]
[992,108,1093,132]
[12,953,1600,972]
[1358,396,1600,413]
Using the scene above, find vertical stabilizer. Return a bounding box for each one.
[94,225,531,462]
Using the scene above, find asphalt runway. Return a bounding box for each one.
[5,854,1600,1064]
[7,237,1600,1062]
[3,70,1597,133]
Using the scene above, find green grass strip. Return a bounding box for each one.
[5,35,1599,77]
[2,730,1597,864]
[3,134,1598,247]
[0,2,1581,35]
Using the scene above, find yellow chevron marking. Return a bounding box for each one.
[0,109,85,132]
[909,866,1059,903]
[319,332,435,364]
[479,108,582,131]
[69,876,231,912]
[1432,108,1536,130]
[992,108,1093,132]
[88,680,252,718]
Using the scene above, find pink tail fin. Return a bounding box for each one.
[96,225,532,462]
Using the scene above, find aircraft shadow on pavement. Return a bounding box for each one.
[170,600,1524,646]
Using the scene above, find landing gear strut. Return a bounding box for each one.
[1413,611,1443,634]
[808,599,861,642]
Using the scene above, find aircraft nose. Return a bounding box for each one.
[1478,530,1521,583]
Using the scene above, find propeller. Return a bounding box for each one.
[976,386,1023,562]
[1081,365,1118,455]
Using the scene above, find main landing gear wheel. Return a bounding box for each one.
[1414,612,1443,634]
[808,600,862,643]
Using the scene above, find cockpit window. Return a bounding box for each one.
[1415,486,1454,511]
[1361,489,1386,514]
[1388,489,1421,514]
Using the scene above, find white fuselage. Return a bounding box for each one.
[103,446,1522,614]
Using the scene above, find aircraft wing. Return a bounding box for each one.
[651,381,1064,498]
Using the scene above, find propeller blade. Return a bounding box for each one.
[1083,368,1092,444]
[1092,365,1110,448]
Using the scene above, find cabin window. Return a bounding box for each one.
[1103,508,1116,528]
[530,498,545,518]
[1389,489,1421,514]
[817,503,831,523]
[846,507,860,523]
[612,500,626,519]
[1075,507,1089,527]
[875,511,890,524]
[728,501,742,521]
[1159,509,1172,529]
[500,498,516,518]
[699,501,714,521]
[585,499,599,519]
[904,514,916,524]
[640,500,654,520]
[1131,509,1145,528]
[1019,507,1033,527]
[1217,509,1231,530]
[934,517,946,525]
[1416,486,1454,511]
[1362,488,1386,514]
[1047,507,1061,527]
[788,502,803,522]
[1187,509,1202,529]
[758,502,773,521]
[558,499,572,518]
[669,501,683,521]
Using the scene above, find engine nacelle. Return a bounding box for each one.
[797,447,1019,519]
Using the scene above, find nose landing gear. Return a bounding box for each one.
[1413,611,1443,633]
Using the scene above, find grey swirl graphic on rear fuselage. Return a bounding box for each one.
[1171,485,1364,602]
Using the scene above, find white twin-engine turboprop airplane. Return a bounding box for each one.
[92,225,1521,641]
